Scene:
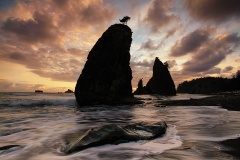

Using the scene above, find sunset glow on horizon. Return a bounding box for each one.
[0,0,240,92]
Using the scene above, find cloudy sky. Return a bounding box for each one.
[0,0,240,92]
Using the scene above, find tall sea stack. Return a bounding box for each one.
[145,57,176,95]
[75,24,135,105]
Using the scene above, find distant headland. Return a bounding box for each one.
[177,71,240,94]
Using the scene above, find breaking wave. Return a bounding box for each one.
[0,99,77,107]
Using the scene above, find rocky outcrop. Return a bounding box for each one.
[146,58,176,95]
[0,145,20,151]
[75,24,138,106]
[134,79,146,94]
[65,89,73,93]
[62,122,167,154]
[134,57,176,95]
[35,90,43,93]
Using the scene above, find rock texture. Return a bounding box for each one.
[134,57,176,95]
[75,24,137,105]
[62,122,167,154]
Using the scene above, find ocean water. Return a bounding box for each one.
[0,92,239,160]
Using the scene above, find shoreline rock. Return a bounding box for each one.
[158,94,240,111]
[34,90,43,93]
[65,89,73,93]
[146,58,176,95]
[219,137,240,158]
[62,122,167,154]
[75,24,136,106]
[0,145,20,151]
[134,79,147,95]
[134,58,176,96]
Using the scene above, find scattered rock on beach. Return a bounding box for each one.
[62,122,167,154]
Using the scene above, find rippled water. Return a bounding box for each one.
[0,93,239,160]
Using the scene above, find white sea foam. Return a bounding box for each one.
[0,99,76,107]
[10,93,33,96]
[52,125,181,160]
[20,125,180,160]
[1,93,240,160]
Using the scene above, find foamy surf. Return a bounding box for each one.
[0,99,76,107]
[1,93,240,160]
[26,125,182,160]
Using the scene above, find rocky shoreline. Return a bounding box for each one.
[158,94,240,111]
[62,122,167,154]
[75,24,134,106]
[219,137,240,158]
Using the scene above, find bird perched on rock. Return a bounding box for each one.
[119,16,130,25]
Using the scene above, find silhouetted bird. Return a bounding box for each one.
[119,16,130,25]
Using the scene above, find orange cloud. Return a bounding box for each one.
[0,0,116,84]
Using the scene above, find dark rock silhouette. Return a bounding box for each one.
[0,145,21,151]
[62,122,167,154]
[65,89,73,93]
[235,70,240,79]
[75,24,138,106]
[119,16,130,25]
[134,79,147,94]
[35,90,43,93]
[146,58,176,95]
[134,57,176,95]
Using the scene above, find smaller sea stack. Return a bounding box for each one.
[146,57,176,95]
[65,89,73,93]
[134,79,146,95]
[134,57,176,95]
[35,90,43,93]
